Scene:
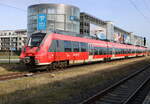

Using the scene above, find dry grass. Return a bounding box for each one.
[0,56,149,104]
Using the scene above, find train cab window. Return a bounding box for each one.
[28,32,46,47]
[80,42,88,52]
[64,41,72,52]
[73,42,79,52]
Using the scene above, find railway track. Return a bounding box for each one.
[80,65,150,104]
[0,68,61,81]
[0,72,34,81]
[0,56,145,82]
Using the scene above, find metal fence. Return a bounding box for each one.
[0,50,21,64]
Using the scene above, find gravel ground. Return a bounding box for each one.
[0,56,149,104]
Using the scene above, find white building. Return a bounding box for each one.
[0,29,27,51]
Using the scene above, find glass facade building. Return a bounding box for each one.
[28,4,80,35]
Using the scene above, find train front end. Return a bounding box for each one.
[20,32,51,66]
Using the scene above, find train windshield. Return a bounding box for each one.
[28,33,46,47]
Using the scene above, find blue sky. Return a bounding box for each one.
[0,0,150,45]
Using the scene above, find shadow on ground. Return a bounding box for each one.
[0,57,149,104]
[0,64,29,72]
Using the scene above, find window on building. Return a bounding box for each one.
[39,8,46,14]
[48,8,56,14]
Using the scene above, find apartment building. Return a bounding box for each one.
[0,29,27,51]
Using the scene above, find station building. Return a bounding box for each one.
[0,3,146,53]
[27,3,146,47]
[28,4,80,35]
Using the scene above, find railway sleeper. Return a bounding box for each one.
[102,95,129,101]
[97,99,122,104]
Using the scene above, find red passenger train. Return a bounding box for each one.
[20,32,147,69]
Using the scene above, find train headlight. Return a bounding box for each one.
[23,57,30,63]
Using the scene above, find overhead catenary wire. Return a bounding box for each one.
[128,0,150,23]
[143,0,150,14]
[0,2,26,12]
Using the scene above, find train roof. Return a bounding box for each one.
[49,32,146,50]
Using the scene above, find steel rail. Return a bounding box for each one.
[80,65,150,104]
[123,76,150,104]
[0,72,34,81]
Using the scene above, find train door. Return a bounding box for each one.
[88,44,94,61]
[112,47,115,58]
[55,40,64,61]
[48,40,57,62]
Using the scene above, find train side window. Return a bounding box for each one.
[99,47,102,55]
[103,47,106,55]
[101,47,104,55]
[89,44,94,55]
[118,49,120,54]
[73,42,79,52]
[80,42,88,52]
[94,47,99,55]
[108,48,112,54]
[114,48,116,54]
[126,49,128,54]
[116,48,119,54]
[124,49,126,54]
[49,40,56,52]
[120,49,122,54]
[102,47,106,55]
[123,49,125,54]
[56,40,64,52]
[64,41,72,52]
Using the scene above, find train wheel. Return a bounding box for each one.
[52,62,60,70]
[104,58,110,62]
[63,61,68,68]
[51,61,68,70]
[46,64,53,71]
[58,62,64,70]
